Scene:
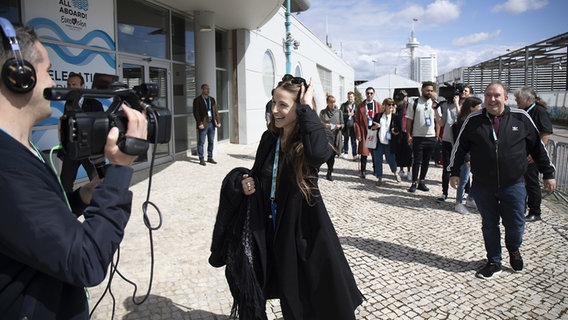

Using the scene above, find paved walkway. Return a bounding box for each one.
[88,141,568,320]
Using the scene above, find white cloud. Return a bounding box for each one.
[452,30,502,46]
[492,0,549,14]
[424,0,460,22]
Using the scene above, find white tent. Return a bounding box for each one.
[356,74,422,101]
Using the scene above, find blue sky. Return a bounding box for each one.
[294,0,567,80]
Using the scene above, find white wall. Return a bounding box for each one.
[237,8,355,144]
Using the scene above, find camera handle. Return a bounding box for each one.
[89,154,107,178]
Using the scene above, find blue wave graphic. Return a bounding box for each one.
[43,43,115,68]
[72,0,89,11]
[35,102,65,127]
[28,17,115,50]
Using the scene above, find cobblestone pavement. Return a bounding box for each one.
[88,141,568,320]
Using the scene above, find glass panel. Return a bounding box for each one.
[117,0,169,59]
[294,65,302,77]
[218,112,229,141]
[122,63,144,90]
[216,69,228,111]
[172,63,195,114]
[174,116,196,153]
[149,66,170,158]
[215,30,227,68]
[263,50,275,97]
[0,0,21,22]
[172,13,195,64]
[317,65,332,95]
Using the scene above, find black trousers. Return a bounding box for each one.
[411,137,436,183]
[326,153,335,174]
[441,141,453,196]
[524,162,542,215]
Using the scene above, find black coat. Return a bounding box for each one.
[210,105,363,319]
[0,131,134,319]
[449,106,555,186]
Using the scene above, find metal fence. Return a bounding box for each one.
[545,140,567,201]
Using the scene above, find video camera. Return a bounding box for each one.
[43,82,172,162]
[439,82,466,101]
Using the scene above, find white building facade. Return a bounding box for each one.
[2,0,354,175]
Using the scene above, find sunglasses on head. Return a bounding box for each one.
[281,74,308,87]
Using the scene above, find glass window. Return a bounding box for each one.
[216,69,229,141]
[172,62,195,153]
[339,75,345,101]
[317,65,332,95]
[174,116,196,153]
[215,30,227,68]
[172,13,195,64]
[117,0,169,59]
[294,64,302,77]
[216,69,228,111]
[0,0,21,23]
[263,50,275,97]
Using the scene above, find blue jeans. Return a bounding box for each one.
[473,181,526,265]
[456,163,471,203]
[198,122,216,161]
[373,143,397,178]
[342,126,357,156]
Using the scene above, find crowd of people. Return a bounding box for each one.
[317,80,556,280]
[319,81,555,221]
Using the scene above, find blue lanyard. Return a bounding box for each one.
[202,96,211,110]
[270,137,280,229]
[525,103,536,114]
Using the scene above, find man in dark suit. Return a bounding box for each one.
[193,83,221,166]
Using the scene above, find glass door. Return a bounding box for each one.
[119,58,172,165]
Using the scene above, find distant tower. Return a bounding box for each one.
[406,19,420,81]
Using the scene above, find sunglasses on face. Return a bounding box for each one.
[366,92,374,95]
[387,103,395,106]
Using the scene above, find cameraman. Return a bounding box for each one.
[0,22,147,318]
[436,83,472,202]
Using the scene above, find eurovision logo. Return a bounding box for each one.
[59,0,89,30]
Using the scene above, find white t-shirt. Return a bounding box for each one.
[405,97,436,138]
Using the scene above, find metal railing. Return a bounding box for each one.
[545,140,567,201]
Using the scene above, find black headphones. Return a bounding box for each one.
[0,17,36,93]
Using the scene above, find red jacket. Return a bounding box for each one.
[354,100,382,156]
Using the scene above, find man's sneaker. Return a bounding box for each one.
[465,198,477,209]
[437,194,448,202]
[475,262,502,279]
[417,182,429,192]
[406,172,413,181]
[394,173,401,183]
[408,182,417,193]
[455,203,470,215]
[398,170,406,178]
[525,213,542,222]
[510,250,524,271]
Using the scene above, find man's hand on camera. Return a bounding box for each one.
[79,176,103,204]
[105,104,148,166]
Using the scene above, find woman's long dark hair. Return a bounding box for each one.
[458,96,482,122]
[267,81,319,205]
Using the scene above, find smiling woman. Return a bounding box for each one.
[211,74,363,319]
